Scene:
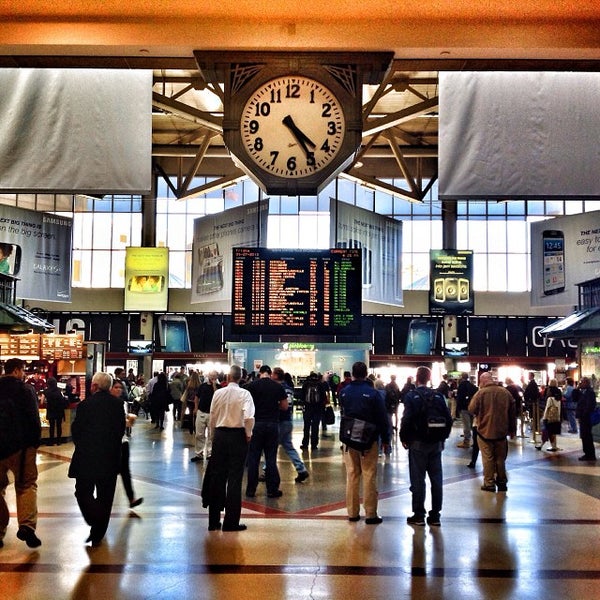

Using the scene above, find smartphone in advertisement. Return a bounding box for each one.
[542,230,565,296]
[158,315,191,352]
[0,242,22,276]
[405,319,438,355]
[195,242,224,295]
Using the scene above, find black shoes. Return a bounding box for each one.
[406,514,425,526]
[579,455,597,461]
[85,533,102,547]
[190,455,203,462]
[208,522,221,531]
[365,516,383,525]
[130,498,144,508]
[348,516,360,522]
[222,524,247,532]
[467,462,475,469]
[295,471,309,483]
[426,516,441,526]
[267,490,283,498]
[481,485,496,492]
[17,526,42,548]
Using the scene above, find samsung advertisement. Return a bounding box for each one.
[191,202,268,305]
[429,249,474,315]
[530,211,600,307]
[0,205,72,302]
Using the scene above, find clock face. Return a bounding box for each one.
[240,76,345,179]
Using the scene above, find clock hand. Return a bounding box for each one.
[282,115,316,157]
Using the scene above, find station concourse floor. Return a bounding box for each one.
[2,409,599,600]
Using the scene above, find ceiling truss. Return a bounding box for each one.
[151,61,440,200]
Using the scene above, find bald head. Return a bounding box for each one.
[479,372,493,387]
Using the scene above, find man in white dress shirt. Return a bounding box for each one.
[207,365,255,531]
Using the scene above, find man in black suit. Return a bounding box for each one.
[68,372,125,546]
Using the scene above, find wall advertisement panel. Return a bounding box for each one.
[0,205,72,302]
[331,199,403,306]
[190,202,268,305]
[530,211,600,308]
[124,247,169,311]
[429,249,474,315]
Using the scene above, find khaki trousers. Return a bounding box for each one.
[343,442,379,519]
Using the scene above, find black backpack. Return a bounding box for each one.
[385,384,401,411]
[304,381,320,405]
[414,388,452,443]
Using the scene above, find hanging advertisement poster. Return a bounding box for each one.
[429,249,474,315]
[190,201,268,304]
[124,247,169,311]
[331,199,403,306]
[530,211,600,308]
[0,205,72,302]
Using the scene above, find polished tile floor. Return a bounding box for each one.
[2,409,599,600]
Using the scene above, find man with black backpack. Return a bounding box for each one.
[300,372,329,450]
[0,358,42,548]
[400,366,452,527]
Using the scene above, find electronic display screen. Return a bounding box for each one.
[128,340,154,355]
[231,248,362,335]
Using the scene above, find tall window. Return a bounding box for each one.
[2,190,598,294]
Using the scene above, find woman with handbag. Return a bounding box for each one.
[537,379,562,452]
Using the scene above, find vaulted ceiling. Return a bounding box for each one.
[2,1,600,200]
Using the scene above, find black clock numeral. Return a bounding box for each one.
[254,102,271,117]
[286,83,300,99]
[270,90,281,103]
[321,139,331,153]
[269,151,279,166]
[287,156,297,171]
[249,120,260,134]
[327,121,337,135]
[322,103,332,118]
[253,137,264,152]
[307,152,315,166]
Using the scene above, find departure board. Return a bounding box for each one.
[231,248,362,334]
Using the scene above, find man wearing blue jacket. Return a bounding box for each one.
[339,361,390,524]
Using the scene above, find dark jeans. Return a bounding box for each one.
[74,473,118,542]
[49,418,63,443]
[120,441,135,502]
[471,426,480,465]
[407,440,444,519]
[246,421,280,495]
[302,405,324,448]
[172,399,183,421]
[208,428,248,529]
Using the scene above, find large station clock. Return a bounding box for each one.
[194,51,394,195]
[239,76,345,179]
